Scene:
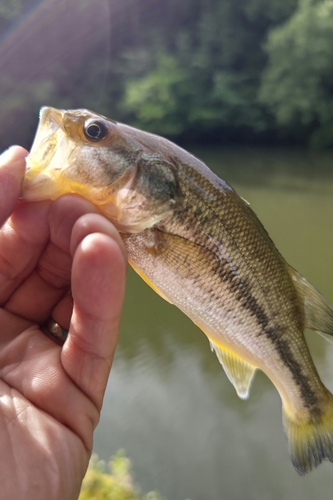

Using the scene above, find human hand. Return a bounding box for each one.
[0,147,127,499]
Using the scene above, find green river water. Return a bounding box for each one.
[93,147,333,500]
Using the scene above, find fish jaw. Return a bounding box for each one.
[22,107,78,201]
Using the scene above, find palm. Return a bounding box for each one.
[0,339,88,499]
[0,147,126,499]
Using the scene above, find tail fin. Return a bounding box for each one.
[283,396,333,475]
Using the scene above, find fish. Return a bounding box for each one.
[22,106,333,475]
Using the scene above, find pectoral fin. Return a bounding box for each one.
[209,340,257,400]
[129,228,218,304]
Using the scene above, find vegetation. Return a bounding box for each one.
[259,0,333,147]
[79,452,162,500]
[1,0,333,147]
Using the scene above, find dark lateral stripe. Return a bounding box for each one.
[263,327,319,411]
[174,188,319,412]
[216,263,319,410]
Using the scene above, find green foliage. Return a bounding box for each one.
[2,0,333,147]
[259,0,333,147]
[243,0,298,24]
[0,77,58,148]
[79,451,162,500]
[117,0,298,141]
[0,0,24,21]
[122,54,189,135]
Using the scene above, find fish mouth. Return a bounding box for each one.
[22,107,75,201]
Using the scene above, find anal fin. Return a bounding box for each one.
[209,340,257,400]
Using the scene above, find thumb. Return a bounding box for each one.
[61,226,127,411]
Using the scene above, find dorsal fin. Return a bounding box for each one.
[209,340,257,400]
[288,267,333,336]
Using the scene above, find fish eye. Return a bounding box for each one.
[84,120,107,142]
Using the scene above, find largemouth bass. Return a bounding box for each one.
[22,107,333,475]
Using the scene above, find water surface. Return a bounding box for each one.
[93,147,333,500]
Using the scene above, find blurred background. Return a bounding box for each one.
[2,0,333,149]
[2,1,333,499]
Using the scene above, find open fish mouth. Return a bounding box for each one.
[22,107,76,201]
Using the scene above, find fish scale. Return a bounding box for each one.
[22,106,333,475]
[124,194,319,405]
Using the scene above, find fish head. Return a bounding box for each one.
[22,107,179,232]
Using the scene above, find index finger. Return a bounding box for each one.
[0,146,27,226]
[0,146,52,305]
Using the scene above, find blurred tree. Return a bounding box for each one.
[5,0,333,147]
[0,0,25,26]
[119,0,298,142]
[0,78,58,148]
[259,0,333,147]
[0,0,112,149]
[122,53,189,135]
